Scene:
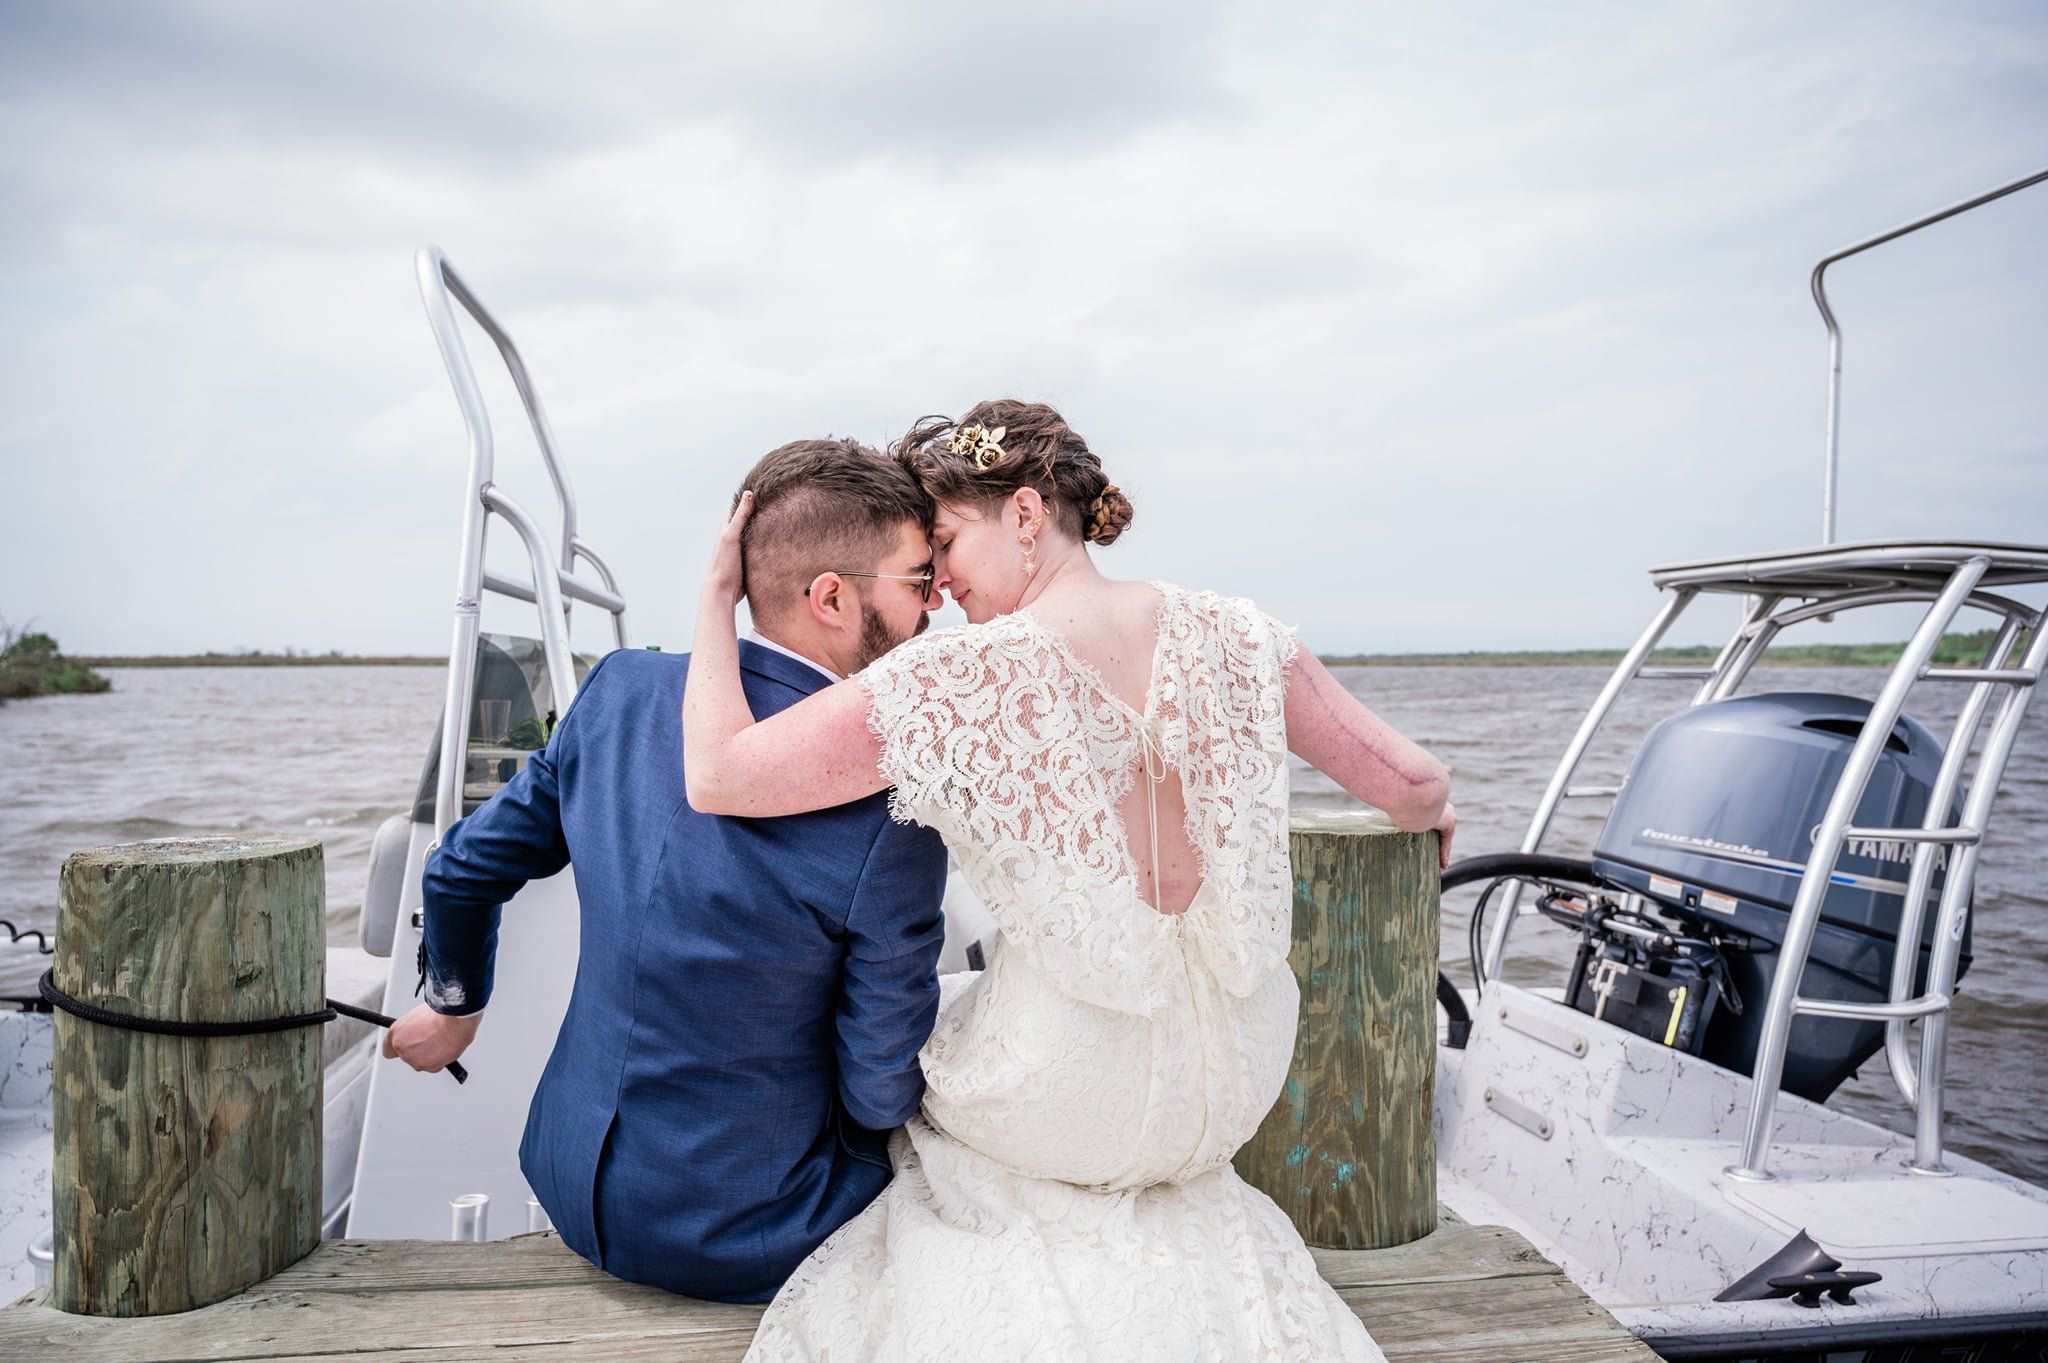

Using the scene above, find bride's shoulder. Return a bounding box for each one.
[1151,581,1300,658]
[857,615,1037,681]
[1151,580,1287,627]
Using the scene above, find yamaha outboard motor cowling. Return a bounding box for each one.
[1591,693,1972,1102]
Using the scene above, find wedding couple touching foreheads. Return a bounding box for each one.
[385,398,1457,1362]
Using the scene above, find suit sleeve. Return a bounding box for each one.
[418,656,614,1015]
[834,813,948,1130]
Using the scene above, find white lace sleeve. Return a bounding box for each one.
[854,628,971,835]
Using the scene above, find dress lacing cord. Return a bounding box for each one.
[1138,720,1169,911]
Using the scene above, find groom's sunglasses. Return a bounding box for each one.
[805,566,936,603]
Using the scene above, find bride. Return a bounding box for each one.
[684,400,1455,1361]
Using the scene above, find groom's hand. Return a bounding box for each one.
[383,1002,484,1073]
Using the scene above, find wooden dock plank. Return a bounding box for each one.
[270,1225,1556,1296]
[1313,1223,1558,1287]
[1,1224,1659,1360]
[253,1343,762,1363]
[1335,1274,1653,1361]
[1,1281,756,1362]
[256,1234,617,1294]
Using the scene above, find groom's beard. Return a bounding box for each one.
[852,598,928,673]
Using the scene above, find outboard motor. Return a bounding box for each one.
[1590,693,1972,1102]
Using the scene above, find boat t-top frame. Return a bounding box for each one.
[415,246,631,839]
[1478,167,2048,1184]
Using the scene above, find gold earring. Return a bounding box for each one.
[1019,528,1038,577]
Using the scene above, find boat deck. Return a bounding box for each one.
[1,1219,1657,1361]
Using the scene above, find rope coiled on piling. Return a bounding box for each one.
[36,968,466,1082]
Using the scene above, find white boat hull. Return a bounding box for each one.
[1436,982,2048,1351]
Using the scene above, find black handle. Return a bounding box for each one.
[330,998,469,1084]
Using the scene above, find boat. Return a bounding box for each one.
[0,247,617,1281]
[1431,165,2048,1358]
[311,247,997,1241]
[4,169,2042,1363]
[0,244,998,1295]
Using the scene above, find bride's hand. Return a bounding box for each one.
[703,490,753,610]
[1433,801,1457,870]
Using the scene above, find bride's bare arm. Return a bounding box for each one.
[682,491,891,817]
[1284,651,1451,840]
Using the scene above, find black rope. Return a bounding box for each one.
[38,968,466,1083]
[1,918,53,955]
[40,968,334,1034]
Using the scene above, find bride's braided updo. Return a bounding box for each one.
[892,400,1134,546]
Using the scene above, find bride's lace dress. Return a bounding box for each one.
[744,583,1385,1362]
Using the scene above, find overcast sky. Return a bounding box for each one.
[2,2,2043,658]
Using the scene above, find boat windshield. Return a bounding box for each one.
[411,633,592,819]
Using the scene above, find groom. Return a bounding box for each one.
[382,438,948,1303]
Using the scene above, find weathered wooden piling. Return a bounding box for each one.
[51,836,325,1315]
[1235,809,1439,1249]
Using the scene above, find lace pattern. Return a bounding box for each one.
[858,584,1299,1014]
[743,585,1381,1361]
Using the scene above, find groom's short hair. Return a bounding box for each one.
[739,439,932,629]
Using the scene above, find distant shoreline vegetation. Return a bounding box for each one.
[1320,628,2026,669]
[76,650,443,668]
[1,626,112,701]
[54,628,2030,672]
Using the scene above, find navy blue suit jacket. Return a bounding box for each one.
[418,643,947,1302]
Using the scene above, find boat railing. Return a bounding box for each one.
[1723,561,2042,1180]
[1814,164,2048,545]
[1484,554,2043,1180]
[415,246,631,838]
[1484,164,2048,1178]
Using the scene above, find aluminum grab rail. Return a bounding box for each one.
[1906,617,2048,1172]
[1487,576,2038,986]
[1479,588,1699,985]
[482,539,627,616]
[481,570,626,616]
[1813,165,2048,546]
[480,485,580,720]
[570,542,625,607]
[1483,587,1780,985]
[1884,614,2032,1112]
[1744,587,2037,637]
[1726,557,1992,1181]
[1498,553,2042,1176]
[416,246,631,838]
[1704,585,2040,703]
[418,248,586,590]
[1691,593,1782,706]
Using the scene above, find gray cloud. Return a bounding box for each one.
[1,1,2043,659]
[0,2,1227,177]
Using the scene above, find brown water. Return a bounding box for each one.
[0,666,446,991]
[2,661,2042,1183]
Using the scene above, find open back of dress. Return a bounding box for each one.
[860,582,1299,1013]
[741,583,1387,1362]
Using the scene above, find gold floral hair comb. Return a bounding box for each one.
[950,424,1007,470]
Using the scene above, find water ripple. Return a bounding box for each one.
[1,660,2043,1183]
